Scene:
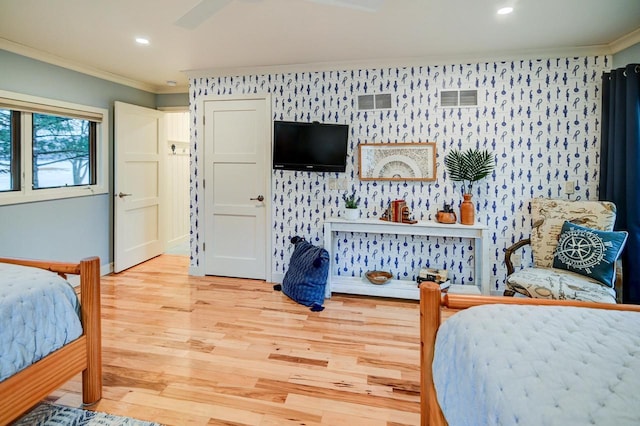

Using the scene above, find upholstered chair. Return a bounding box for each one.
[504,199,626,303]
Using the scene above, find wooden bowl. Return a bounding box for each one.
[365,270,393,285]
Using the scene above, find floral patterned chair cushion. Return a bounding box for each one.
[507,266,617,303]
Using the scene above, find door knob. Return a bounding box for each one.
[250,195,264,202]
[118,192,132,198]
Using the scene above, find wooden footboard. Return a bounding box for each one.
[419,282,640,426]
[0,256,102,425]
[419,281,447,426]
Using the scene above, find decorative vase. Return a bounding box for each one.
[344,208,360,221]
[460,193,475,225]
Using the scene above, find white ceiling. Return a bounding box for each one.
[1,0,639,94]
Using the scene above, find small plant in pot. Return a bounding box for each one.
[342,190,361,221]
[444,148,496,225]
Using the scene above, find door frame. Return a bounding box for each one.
[192,93,272,282]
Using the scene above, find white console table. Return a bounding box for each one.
[323,218,490,299]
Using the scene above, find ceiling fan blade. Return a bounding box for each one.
[175,0,233,29]
[307,0,384,12]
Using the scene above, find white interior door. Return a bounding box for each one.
[114,101,165,272]
[204,97,270,279]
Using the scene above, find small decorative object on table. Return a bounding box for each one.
[380,199,417,224]
[342,190,361,221]
[436,203,457,224]
[417,267,450,290]
[365,270,393,285]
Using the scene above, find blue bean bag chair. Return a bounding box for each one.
[279,236,329,311]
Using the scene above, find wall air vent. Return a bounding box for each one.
[441,91,459,107]
[358,93,392,110]
[358,95,375,110]
[459,90,478,106]
[375,93,392,109]
[440,89,478,107]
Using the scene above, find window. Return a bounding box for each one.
[0,90,108,205]
[32,113,96,189]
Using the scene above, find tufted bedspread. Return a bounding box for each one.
[0,262,83,382]
[433,304,640,425]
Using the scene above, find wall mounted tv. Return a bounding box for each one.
[273,121,349,172]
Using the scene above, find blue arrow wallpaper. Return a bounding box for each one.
[189,55,609,293]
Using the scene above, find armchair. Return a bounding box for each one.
[504,199,625,303]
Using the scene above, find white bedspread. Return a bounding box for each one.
[0,262,83,382]
[433,304,640,425]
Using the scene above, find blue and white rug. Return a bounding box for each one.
[14,403,162,425]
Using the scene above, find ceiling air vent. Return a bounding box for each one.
[358,93,392,110]
[440,89,478,107]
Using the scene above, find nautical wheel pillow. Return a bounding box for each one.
[553,221,628,287]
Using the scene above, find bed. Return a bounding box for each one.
[419,282,640,426]
[0,256,102,425]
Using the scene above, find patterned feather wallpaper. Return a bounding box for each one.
[189,55,610,292]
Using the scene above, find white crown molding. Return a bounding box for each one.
[0,38,160,93]
[609,27,640,54]
[185,44,614,80]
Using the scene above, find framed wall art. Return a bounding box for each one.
[358,142,436,181]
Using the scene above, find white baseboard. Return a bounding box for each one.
[167,235,189,247]
[272,272,284,284]
[189,265,204,276]
[102,262,113,276]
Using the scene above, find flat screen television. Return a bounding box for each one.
[273,121,349,172]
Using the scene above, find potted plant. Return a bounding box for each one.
[444,148,495,225]
[342,190,361,221]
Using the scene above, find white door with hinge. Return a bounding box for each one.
[114,101,166,272]
[203,97,270,279]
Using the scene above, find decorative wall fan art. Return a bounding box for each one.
[359,143,436,181]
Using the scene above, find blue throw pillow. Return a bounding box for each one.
[553,221,628,287]
[282,236,329,310]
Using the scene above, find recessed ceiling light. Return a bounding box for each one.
[166,80,177,87]
[135,37,150,45]
[497,7,513,15]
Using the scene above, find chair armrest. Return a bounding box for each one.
[615,258,623,303]
[505,238,531,276]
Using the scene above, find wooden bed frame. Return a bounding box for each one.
[419,281,640,426]
[0,256,102,425]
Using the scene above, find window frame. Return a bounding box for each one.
[0,90,108,206]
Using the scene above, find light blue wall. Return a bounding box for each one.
[613,42,640,68]
[0,49,157,266]
[156,93,189,108]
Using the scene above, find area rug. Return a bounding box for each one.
[13,402,163,425]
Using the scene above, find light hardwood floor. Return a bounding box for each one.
[50,255,428,425]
